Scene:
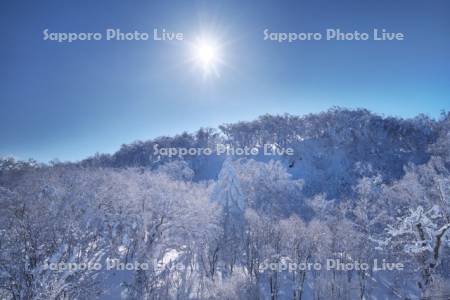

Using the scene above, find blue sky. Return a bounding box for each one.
[1,0,449,162]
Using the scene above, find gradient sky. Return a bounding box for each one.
[1,0,449,162]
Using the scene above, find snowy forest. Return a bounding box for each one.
[1,108,449,300]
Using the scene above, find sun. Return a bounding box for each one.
[191,37,222,77]
[198,43,216,63]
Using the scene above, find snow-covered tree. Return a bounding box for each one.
[386,205,450,297]
[382,161,450,298]
[211,159,246,276]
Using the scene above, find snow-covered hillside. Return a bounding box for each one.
[81,108,447,198]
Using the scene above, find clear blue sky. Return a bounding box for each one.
[1,0,449,162]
